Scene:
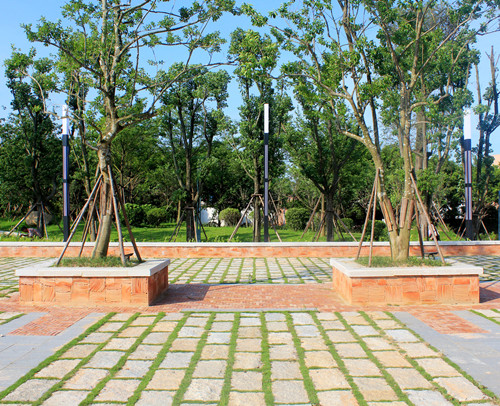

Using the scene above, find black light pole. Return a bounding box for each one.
[497,190,500,240]
[264,103,269,242]
[62,105,70,242]
[464,109,474,240]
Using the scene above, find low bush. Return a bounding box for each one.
[146,207,168,226]
[286,207,310,231]
[219,208,240,226]
[340,217,354,231]
[364,220,387,241]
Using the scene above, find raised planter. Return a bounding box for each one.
[331,258,483,305]
[16,259,170,306]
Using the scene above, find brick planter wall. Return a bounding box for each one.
[1,241,499,258]
[16,260,169,306]
[331,258,482,305]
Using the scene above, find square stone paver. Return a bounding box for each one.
[147,369,186,390]
[228,391,266,406]
[435,377,488,401]
[131,316,156,326]
[304,351,337,368]
[233,352,262,370]
[353,377,398,401]
[4,380,55,402]
[319,320,345,330]
[103,337,137,351]
[386,368,433,389]
[129,344,163,360]
[343,359,381,376]
[291,313,315,325]
[231,371,263,391]
[94,379,141,402]
[317,390,358,405]
[160,352,194,369]
[300,337,329,351]
[352,325,378,336]
[327,330,357,343]
[405,389,454,406]
[81,332,113,343]
[152,321,177,332]
[269,345,298,360]
[240,317,261,326]
[238,327,262,338]
[135,390,175,406]
[192,360,227,378]
[206,332,231,344]
[142,332,170,345]
[116,359,153,378]
[200,345,229,360]
[309,368,350,390]
[374,351,411,368]
[236,338,262,352]
[183,379,224,401]
[211,322,233,331]
[268,332,293,345]
[42,390,90,406]
[271,361,302,380]
[98,322,123,332]
[119,326,148,337]
[61,344,98,359]
[363,337,393,351]
[334,343,368,358]
[177,326,205,338]
[64,368,109,390]
[35,359,80,378]
[398,343,439,358]
[170,338,200,352]
[272,380,309,404]
[85,351,123,369]
[385,329,419,343]
[294,325,320,337]
[265,313,286,322]
[415,358,461,377]
[266,321,289,331]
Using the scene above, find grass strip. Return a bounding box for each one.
[168,258,190,278]
[306,257,332,280]
[285,258,305,284]
[283,311,319,405]
[471,309,500,326]
[218,257,234,284]
[384,312,499,403]
[264,258,272,283]
[252,258,257,283]
[127,312,189,405]
[170,258,201,283]
[235,258,244,283]
[274,257,289,283]
[310,312,367,406]
[79,312,163,405]
[218,313,240,406]
[171,312,216,405]
[0,312,115,402]
[259,312,275,406]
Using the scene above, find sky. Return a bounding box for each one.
[0,0,499,154]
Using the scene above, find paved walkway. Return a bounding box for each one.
[0,256,499,405]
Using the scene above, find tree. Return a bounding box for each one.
[229,28,292,242]
[25,0,235,256]
[1,49,60,225]
[246,0,499,259]
[160,64,231,240]
[285,82,370,241]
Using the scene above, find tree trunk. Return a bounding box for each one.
[253,194,261,242]
[325,192,335,242]
[185,201,196,242]
[92,143,113,258]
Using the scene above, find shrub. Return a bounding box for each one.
[219,208,241,226]
[124,203,146,226]
[364,220,387,241]
[340,217,354,231]
[146,207,168,226]
[286,207,310,231]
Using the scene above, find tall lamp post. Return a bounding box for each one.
[62,105,70,242]
[264,103,269,243]
[464,109,474,240]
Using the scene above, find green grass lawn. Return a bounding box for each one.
[0,217,462,243]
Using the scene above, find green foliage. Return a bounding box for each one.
[124,204,147,227]
[219,208,241,226]
[145,207,168,227]
[356,256,447,268]
[341,218,354,231]
[286,207,310,231]
[365,220,387,242]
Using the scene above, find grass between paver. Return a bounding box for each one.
[471,309,500,326]
[383,311,500,404]
[0,312,23,325]
[1,310,499,405]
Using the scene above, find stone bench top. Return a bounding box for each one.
[330,258,483,277]
[16,259,170,278]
